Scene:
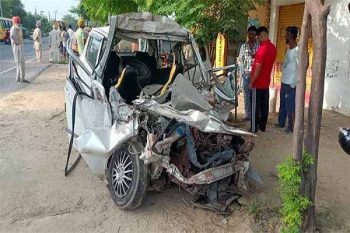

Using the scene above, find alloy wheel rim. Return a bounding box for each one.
[112,151,133,198]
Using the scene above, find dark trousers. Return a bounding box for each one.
[251,88,269,132]
[278,83,296,130]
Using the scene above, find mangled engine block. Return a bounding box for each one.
[133,113,255,214]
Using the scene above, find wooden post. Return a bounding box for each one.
[292,5,311,163]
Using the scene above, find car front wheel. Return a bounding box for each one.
[107,146,148,210]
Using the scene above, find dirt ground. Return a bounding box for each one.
[0,64,349,233]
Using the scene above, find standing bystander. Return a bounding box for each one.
[49,23,61,63]
[57,25,64,60]
[76,19,86,55]
[276,26,299,133]
[10,16,28,83]
[33,20,42,63]
[61,26,69,61]
[67,24,74,40]
[250,26,277,133]
[238,26,260,121]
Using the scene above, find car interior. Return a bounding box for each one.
[102,39,186,104]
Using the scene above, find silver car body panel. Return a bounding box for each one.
[65,80,139,177]
[74,120,139,177]
[94,13,189,42]
[170,76,213,112]
[65,13,252,179]
[135,99,254,137]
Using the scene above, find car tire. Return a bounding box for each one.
[107,145,148,210]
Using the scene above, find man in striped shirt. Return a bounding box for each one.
[238,26,260,121]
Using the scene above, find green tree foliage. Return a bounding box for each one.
[62,14,78,30]
[70,2,90,22]
[1,0,26,19]
[22,12,36,30]
[70,2,103,27]
[1,0,51,34]
[37,15,52,34]
[22,12,52,34]
[81,0,138,23]
[80,0,263,44]
[147,0,263,44]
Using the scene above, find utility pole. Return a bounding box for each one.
[48,11,51,21]
[54,10,57,21]
[0,0,3,17]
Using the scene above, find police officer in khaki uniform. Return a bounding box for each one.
[33,21,42,63]
[10,16,28,83]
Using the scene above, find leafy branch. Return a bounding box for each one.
[277,154,314,233]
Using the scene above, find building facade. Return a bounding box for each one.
[251,0,350,115]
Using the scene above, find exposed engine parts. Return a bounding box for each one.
[135,114,256,214]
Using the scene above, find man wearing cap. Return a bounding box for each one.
[10,16,28,83]
[33,21,42,63]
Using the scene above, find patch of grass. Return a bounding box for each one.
[58,60,69,64]
[248,199,262,216]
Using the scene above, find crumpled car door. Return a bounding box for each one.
[64,18,119,176]
[65,15,117,135]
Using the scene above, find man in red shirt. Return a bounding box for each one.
[250,26,277,132]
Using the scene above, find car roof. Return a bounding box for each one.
[93,27,109,37]
[92,12,190,42]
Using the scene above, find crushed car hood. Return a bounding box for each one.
[135,99,255,137]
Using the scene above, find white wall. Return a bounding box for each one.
[324,0,350,115]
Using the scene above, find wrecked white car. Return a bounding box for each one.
[64,13,258,214]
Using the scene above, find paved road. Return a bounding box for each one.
[0,37,51,98]
[0,37,49,73]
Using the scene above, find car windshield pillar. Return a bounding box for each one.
[95,16,118,83]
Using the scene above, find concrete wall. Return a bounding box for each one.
[249,3,268,27]
[324,0,350,115]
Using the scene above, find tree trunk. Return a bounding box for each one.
[293,5,311,163]
[292,0,330,232]
[208,41,216,66]
[302,1,330,232]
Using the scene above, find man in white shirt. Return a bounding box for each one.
[67,24,74,39]
[49,23,60,63]
[10,16,28,83]
[33,21,42,63]
[276,26,299,133]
